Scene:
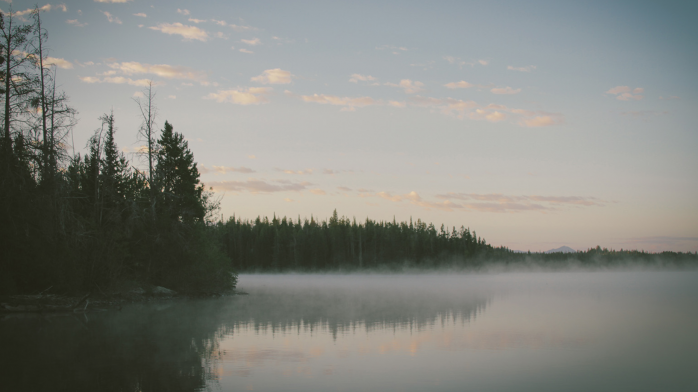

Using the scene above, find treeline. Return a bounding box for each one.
[214,210,509,271]
[0,9,234,295]
[213,211,698,272]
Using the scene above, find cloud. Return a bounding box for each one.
[435,193,605,213]
[168,95,176,99]
[278,168,313,175]
[507,65,536,72]
[296,93,379,111]
[409,95,563,127]
[241,38,261,46]
[211,19,227,26]
[149,23,208,41]
[239,48,253,54]
[518,116,558,127]
[79,76,157,87]
[310,189,326,195]
[385,79,424,94]
[230,24,257,32]
[349,74,377,83]
[106,61,208,83]
[102,11,122,24]
[478,59,489,66]
[251,68,292,84]
[444,81,473,89]
[485,111,506,122]
[44,57,73,69]
[376,45,409,54]
[11,4,67,17]
[200,165,255,174]
[209,179,311,193]
[188,18,206,23]
[177,9,190,16]
[605,86,644,101]
[337,186,352,192]
[134,13,146,18]
[94,0,132,3]
[204,87,272,105]
[620,110,668,118]
[363,191,464,211]
[491,86,521,95]
[66,19,87,27]
[388,101,406,108]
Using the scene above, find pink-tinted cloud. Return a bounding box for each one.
[606,86,644,101]
[209,179,311,193]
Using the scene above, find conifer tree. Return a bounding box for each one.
[155,121,204,222]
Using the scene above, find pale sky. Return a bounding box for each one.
[5,0,697,252]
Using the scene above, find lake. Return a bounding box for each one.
[1,270,697,391]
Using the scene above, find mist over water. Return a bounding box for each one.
[2,270,697,391]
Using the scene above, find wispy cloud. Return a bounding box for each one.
[149,23,208,41]
[292,91,380,111]
[106,61,209,84]
[204,87,272,105]
[385,79,424,94]
[359,191,464,212]
[507,65,536,72]
[209,179,311,193]
[435,193,605,213]
[310,189,326,195]
[605,86,644,101]
[444,80,473,89]
[11,4,67,17]
[241,38,261,46]
[277,168,313,175]
[66,19,87,27]
[239,48,254,54]
[443,56,489,68]
[620,110,668,118]
[44,57,73,69]
[376,44,410,54]
[133,13,146,18]
[177,9,190,16]
[409,96,563,127]
[491,86,521,95]
[79,76,156,87]
[251,68,292,84]
[102,11,122,24]
[199,165,255,174]
[349,74,377,83]
[94,0,132,3]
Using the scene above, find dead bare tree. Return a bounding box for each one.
[134,81,157,202]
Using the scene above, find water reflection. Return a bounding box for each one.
[0,274,489,392]
[2,272,697,392]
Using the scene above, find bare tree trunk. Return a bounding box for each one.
[134,81,157,202]
[3,12,12,147]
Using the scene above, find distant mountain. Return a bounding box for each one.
[545,246,577,254]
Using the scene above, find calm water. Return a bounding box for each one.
[1,271,697,391]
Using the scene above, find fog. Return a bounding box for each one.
[2,269,697,391]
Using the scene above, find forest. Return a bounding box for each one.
[0,9,695,295]
[0,9,232,295]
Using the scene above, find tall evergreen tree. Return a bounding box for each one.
[155,121,204,222]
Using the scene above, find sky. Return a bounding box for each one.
[3,0,697,252]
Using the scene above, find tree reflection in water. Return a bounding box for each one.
[0,275,489,392]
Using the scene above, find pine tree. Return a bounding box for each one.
[155,121,204,222]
